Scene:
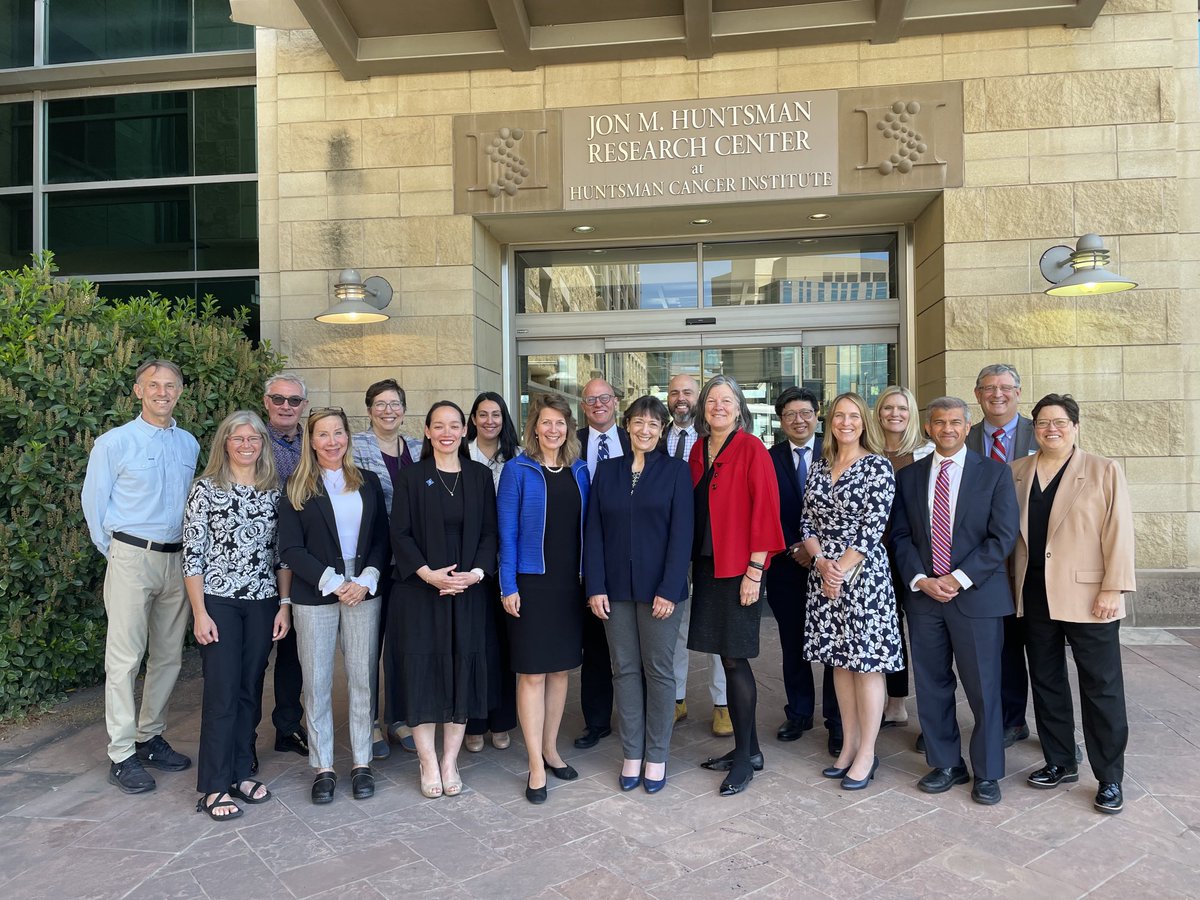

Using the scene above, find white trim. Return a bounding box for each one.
[43,173,256,193]
[68,269,259,282]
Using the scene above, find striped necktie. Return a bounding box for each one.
[931,459,953,576]
[990,430,1006,463]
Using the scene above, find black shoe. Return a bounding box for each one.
[841,757,880,791]
[351,766,374,800]
[311,771,336,804]
[777,716,813,742]
[525,775,547,804]
[918,761,969,794]
[573,725,611,749]
[827,729,843,757]
[543,757,579,781]
[719,763,754,796]
[228,780,271,804]
[1094,782,1123,814]
[135,735,191,772]
[701,750,764,772]
[1002,724,1031,748]
[276,729,309,756]
[1027,764,1079,789]
[109,756,156,794]
[915,733,926,753]
[972,777,1002,805]
[822,764,850,779]
[249,744,259,776]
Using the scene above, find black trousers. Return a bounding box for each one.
[198,595,276,793]
[269,627,305,735]
[1022,575,1127,783]
[580,610,614,730]
[1000,612,1030,729]
[765,576,840,729]
[467,580,518,735]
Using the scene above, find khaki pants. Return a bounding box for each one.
[103,540,190,763]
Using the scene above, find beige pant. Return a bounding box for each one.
[103,540,190,762]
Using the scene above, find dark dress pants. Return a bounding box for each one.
[1022,576,1127,783]
[766,572,839,730]
[269,627,305,736]
[198,595,276,793]
[580,611,614,730]
[1000,612,1030,729]
[908,599,1006,780]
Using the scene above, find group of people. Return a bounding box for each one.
[81,358,1135,821]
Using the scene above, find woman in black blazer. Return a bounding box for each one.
[389,401,498,799]
[584,395,693,794]
[278,408,389,805]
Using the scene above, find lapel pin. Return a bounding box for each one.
[426,478,434,487]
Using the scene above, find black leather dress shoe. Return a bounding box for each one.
[1027,764,1079,789]
[1094,782,1123,814]
[719,764,754,796]
[573,725,611,749]
[822,764,850,779]
[777,717,813,742]
[701,750,764,771]
[971,777,1001,805]
[351,766,374,800]
[827,729,844,757]
[915,733,926,753]
[311,771,336,804]
[1002,724,1031,748]
[918,762,969,794]
[841,757,880,791]
[276,729,310,756]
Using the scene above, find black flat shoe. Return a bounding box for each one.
[277,729,310,756]
[351,766,374,800]
[841,757,880,791]
[972,777,1001,805]
[311,771,336,804]
[719,764,754,797]
[525,775,547,804]
[1027,764,1079,789]
[827,729,843,757]
[776,717,812,742]
[918,762,969,794]
[915,733,926,753]
[229,780,271,804]
[701,750,764,772]
[1002,724,1030,748]
[1094,782,1123,814]
[544,757,578,781]
[822,764,850,779]
[573,725,611,749]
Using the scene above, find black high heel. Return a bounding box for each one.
[822,764,850,779]
[525,774,547,804]
[543,757,578,780]
[841,757,880,791]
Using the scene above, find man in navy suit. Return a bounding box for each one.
[890,396,1018,806]
[574,377,631,749]
[765,387,842,753]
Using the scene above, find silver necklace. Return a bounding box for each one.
[436,469,460,495]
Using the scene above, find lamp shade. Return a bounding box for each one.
[316,270,393,323]
[1040,234,1136,296]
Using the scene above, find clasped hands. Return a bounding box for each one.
[334,580,369,606]
[421,563,480,596]
[916,574,962,603]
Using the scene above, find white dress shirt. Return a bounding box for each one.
[909,445,974,591]
[585,423,624,480]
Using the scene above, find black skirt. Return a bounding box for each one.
[687,556,763,659]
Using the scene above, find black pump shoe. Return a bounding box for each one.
[525,775,547,804]
[701,750,764,772]
[543,757,578,781]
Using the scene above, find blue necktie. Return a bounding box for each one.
[598,432,610,461]
[794,446,808,500]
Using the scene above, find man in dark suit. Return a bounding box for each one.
[765,387,842,754]
[890,396,1018,806]
[966,363,1034,749]
[574,377,630,749]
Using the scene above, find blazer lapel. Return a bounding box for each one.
[772,444,803,508]
[1013,454,1036,546]
[355,480,377,562]
[953,453,978,537]
[313,489,341,558]
[1045,449,1086,544]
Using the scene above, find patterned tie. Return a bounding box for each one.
[931,459,953,576]
[794,446,808,501]
[673,430,686,459]
[990,430,1007,464]
[597,432,610,461]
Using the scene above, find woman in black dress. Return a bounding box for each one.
[496,393,590,804]
[390,401,498,798]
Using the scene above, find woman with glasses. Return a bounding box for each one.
[185,411,289,820]
[352,379,423,758]
[1011,394,1135,815]
[279,408,389,804]
[463,392,521,753]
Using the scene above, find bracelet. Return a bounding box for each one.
[747,560,765,570]
[279,597,292,606]
[743,574,761,583]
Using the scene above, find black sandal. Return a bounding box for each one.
[196,792,243,821]
[229,780,272,804]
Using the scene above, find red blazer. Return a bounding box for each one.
[689,429,785,578]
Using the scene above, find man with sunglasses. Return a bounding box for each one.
[260,373,311,764]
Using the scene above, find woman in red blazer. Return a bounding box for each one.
[688,375,784,796]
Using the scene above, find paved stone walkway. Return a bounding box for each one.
[2,621,1199,899]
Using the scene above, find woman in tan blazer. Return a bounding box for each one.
[1011,393,1135,816]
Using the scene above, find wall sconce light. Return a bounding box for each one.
[1040,234,1136,296]
[315,269,393,324]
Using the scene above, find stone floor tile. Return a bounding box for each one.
[857,859,984,900]
[570,827,691,889]
[317,802,450,853]
[1124,722,1200,756]
[457,846,595,898]
[237,811,336,873]
[554,866,656,899]
[367,859,460,894]
[582,793,698,847]
[400,820,509,880]
[995,789,1105,845]
[656,817,776,869]
[2,846,174,900]
[746,839,883,898]
[121,869,208,899]
[480,806,607,861]
[1085,872,1193,900]
[649,851,786,899]
[833,818,958,879]
[742,800,865,854]
[0,770,77,816]
[500,773,615,821]
[821,786,937,839]
[1023,816,1148,891]
[189,848,296,900]
[1125,753,1200,796]
[0,815,103,887]
[307,880,389,899]
[278,837,422,897]
[742,875,836,898]
[915,806,1046,866]
[926,843,1079,897]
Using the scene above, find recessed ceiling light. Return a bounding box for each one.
[572,225,595,233]
[589,249,606,254]
[798,238,817,244]
[807,212,831,220]
[691,218,712,226]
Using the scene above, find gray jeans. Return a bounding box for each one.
[604,601,682,763]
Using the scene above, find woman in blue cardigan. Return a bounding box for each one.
[497,392,589,804]
[584,395,692,794]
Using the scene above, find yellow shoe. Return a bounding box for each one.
[712,705,733,737]
[674,700,688,723]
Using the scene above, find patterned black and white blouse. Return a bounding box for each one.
[183,479,281,600]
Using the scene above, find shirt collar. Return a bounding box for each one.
[593,424,620,440]
[788,437,816,454]
[136,414,176,434]
[983,416,1017,441]
[269,423,301,443]
[933,445,969,468]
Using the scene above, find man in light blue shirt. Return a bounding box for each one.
[81,359,200,794]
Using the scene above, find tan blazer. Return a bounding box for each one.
[1011,448,1136,623]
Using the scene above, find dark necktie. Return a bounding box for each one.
[794,446,808,500]
[598,432,610,461]
[990,430,1007,463]
[673,430,686,459]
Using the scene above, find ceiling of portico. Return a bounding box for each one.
[231,0,1108,80]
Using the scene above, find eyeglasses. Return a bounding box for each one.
[780,410,816,423]
[582,394,615,406]
[309,407,345,418]
[1034,418,1073,430]
[227,435,264,446]
[371,401,405,411]
[978,385,1018,396]
[267,394,306,407]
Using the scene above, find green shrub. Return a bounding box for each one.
[0,254,283,718]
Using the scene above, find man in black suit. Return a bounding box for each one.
[765,387,842,753]
[966,363,1035,749]
[890,396,1018,806]
[574,377,630,749]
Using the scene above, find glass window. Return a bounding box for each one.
[194,87,256,175]
[0,100,32,187]
[48,185,193,273]
[516,245,697,313]
[194,0,254,53]
[94,276,260,340]
[47,0,252,64]
[0,0,34,69]
[195,182,258,270]
[0,192,33,269]
[703,234,897,306]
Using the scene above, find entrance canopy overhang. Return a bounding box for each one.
[231,0,1108,80]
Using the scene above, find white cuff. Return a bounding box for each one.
[319,567,347,596]
[351,567,380,596]
[909,573,926,592]
[951,568,973,590]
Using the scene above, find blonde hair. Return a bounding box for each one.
[523,393,581,466]
[875,385,927,455]
[822,392,884,463]
[287,408,364,510]
[198,410,278,492]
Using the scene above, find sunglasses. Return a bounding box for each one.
[267,393,306,408]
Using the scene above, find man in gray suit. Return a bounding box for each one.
[966,363,1033,749]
